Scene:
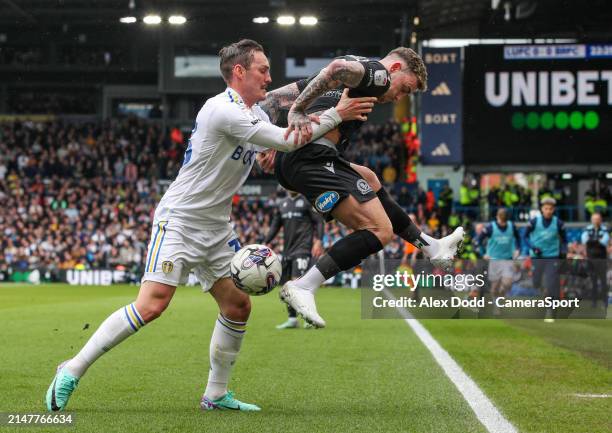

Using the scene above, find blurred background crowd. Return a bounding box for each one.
[1,118,611,282]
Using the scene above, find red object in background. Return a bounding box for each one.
[402,117,419,184]
[406,155,418,183]
[170,128,184,145]
[426,190,435,212]
[232,194,240,206]
[167,145,178,161]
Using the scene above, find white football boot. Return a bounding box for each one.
[429,226,465,272]
[279,281,326,328]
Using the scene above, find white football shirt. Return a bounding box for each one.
[154,88,268,228]
[154,87,342,230]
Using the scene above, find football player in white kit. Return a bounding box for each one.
[45,39,375,412]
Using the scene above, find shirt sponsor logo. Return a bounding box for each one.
[315,191,340,213]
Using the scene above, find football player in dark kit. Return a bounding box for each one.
[263,190,324,329]
[258,48,464,327]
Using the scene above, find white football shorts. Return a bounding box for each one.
[487,260,515,282]
[141,220,241,291]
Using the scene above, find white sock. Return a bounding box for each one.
[204,314,246,401]
[420,232,440,257]
[65,303,145,377]
[292,266,325,294]
[420,232,440,258]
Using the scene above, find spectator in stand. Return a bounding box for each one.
[581,212,610,309]
[437,184,453,225]
[342,120,404,181]
[524,197,567,322]
[584,182,610,218]
[384,236,405,260]
[427,211,440,235]
[425,188,435,214]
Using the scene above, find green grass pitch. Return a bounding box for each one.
[0,284,610,433]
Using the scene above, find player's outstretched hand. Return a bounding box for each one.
[256,149,276,173]
[335,89,376,122]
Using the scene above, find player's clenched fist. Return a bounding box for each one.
[256,149,276,173]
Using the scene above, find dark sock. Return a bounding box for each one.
[316,230,383,279]
[315,254,342,280]
[376,188,429,248]
[287,305,297,318]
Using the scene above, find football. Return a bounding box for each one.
[230,244,282,296]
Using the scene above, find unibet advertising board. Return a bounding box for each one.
[464,44,612,164]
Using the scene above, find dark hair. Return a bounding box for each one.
[218,39,264,83]
[385,47,428,92]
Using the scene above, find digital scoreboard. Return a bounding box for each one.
[463,44,612,165]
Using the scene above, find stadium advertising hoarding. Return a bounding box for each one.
[420,47,463,165]
[464,44,612,164]
[50,269,362,288]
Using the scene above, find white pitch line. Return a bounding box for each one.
[572,393,611,398]
[384,290,518,433]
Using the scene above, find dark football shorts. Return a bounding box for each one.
[531,259,560,298]
[280,255,312,284]
[274,143,377,221]
[532,259,561,299]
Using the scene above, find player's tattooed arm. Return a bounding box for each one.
[259,82,301,124]
[294,60,365,110]
[286,60,365,140]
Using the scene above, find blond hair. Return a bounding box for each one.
[385,47,428,92]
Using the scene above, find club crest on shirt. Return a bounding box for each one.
[162,261,174,274]
[357,179,373,195]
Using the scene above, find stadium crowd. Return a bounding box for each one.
[343,121,405,182]
[0,118,430,280]
[1,119,611,283]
